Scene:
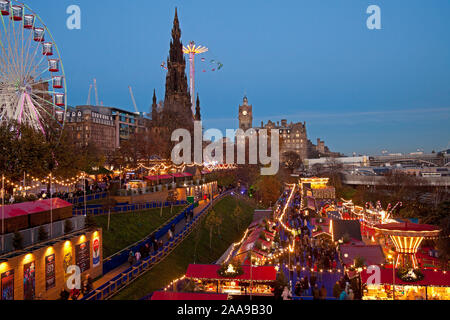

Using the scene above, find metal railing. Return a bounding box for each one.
[102,202,192,274]
[72,200,187,216]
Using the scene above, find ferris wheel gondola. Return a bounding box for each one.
[0,0,67,138]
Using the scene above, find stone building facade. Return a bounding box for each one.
[237,96,336,161]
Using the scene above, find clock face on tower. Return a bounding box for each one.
[242,110,248,116]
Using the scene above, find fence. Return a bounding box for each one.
[82,191,230,300]
[65,192,108,205]
[72,200,188,216]
[0,216,85,254]
[101,202,193,275]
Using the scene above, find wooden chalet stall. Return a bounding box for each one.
[2,198,72,233]
[185,264,276,297]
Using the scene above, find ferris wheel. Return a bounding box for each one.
[0,0,66,136]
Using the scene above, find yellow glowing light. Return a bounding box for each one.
[64,240,71,248]
[183,43,208,55]
[23,253,33,264]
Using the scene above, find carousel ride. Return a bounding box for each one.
[373,221,441,269]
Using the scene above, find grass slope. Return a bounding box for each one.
[112,196,256,300]
[94,206,184,258]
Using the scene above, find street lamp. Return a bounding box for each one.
[388,254,395,300]
[1,174,4,252]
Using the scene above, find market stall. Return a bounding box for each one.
[150,291,229,300]
[360,268,450,300]
[185,264,276,296]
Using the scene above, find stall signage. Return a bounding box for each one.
[45,254,56,290]
[75,241,90,273]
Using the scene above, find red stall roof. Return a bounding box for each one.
[144,174,174,181]
[360,268,450,287]
[151,291,229,300]
[172,173,185,178]
[1,198,72,219]
[185,264,276,282]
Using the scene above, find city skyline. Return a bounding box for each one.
[22,0,450,155]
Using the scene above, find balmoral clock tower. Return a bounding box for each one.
[238,96,253,131]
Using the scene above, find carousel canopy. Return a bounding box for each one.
[185,264,276,282]
[150,291,228,300]
[1,198,72,219]
[373,222,441,238]
[360,268,450,287]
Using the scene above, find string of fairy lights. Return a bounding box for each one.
[1,160,237,194]
[122,162,236,173]
[1,172,88,192]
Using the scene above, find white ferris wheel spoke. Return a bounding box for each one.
[0,1,66,136]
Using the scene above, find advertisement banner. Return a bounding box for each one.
[63,244,73,283]
[92,236,100,268]
[1,270,14,300]
[45,254,56,290]
[23,261,35,300]
[75,241,90,273]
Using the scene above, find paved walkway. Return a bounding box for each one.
[92,199,211,289]
[277,188,342,299]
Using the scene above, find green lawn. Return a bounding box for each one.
[94,206,184,258]
[112,196,256,300]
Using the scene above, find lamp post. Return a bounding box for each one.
[1,174,4,252]
[249,250,253,301]
[388,254,395,300]
[49,173,53,238]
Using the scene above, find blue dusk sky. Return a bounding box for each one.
[20,0,450,155]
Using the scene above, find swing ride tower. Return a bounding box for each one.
[183,41,208,115]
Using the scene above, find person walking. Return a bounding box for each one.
[168,229,173,241]
[312,284,320,300]
[310,272,317,289]
[281,286,291,300]
[333,281,341,299]
[319,285,327,300]
[152,236,158,253]
[135,250,141,263]
[128,251,135,266]
[339,288,348,300]
[347,289,354,300]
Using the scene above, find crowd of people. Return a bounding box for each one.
[59,274,94,300]
[273,189,360,300]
